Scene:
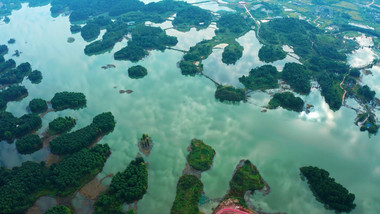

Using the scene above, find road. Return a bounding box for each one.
[339,73,349,106]
[241,4,262,42]
[368,0,375,7]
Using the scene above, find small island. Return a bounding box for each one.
[0,111,42,142]
[300,166,356,213]
[70,25,81,34]
[28,70,43,84]
[187,139,215,172]
[0,85,28,110]
[95,157,148,213]
[268,92,304,112]
[258,45,287,63]
[48,116,76,134]
[15,134,42,155]
[50,91,87,111]
[138,133,153,156]
[239,65,279,91]
[81,22,100,42]
[128,65,147,79]
[7,38,16,44]
[0,45,8,55]
[215,85,246,103]
[0,62,32,85]
[28,98,48,114]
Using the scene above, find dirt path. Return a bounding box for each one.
[339,73,349,106]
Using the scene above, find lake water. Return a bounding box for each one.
[1,4,380,214]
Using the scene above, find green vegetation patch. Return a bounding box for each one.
[51,91,86,111]
[0,62,32,85]
[300,166,356,213]
[29,98,48,114]
[0,112,41,142]
[0,45,8,56]
[45,205,71,214]
[222,41,244,65]
[357,85,375,104]
[171,174,203,214]
[215,85,246,103]
[226,160,265,205]
[179,60,201,76]
[0,59,16,75]
[81,22,101,42]
[172,6,212,31]
[268,92,304,112]
[128,65,147,79]
[239,65,279,91]
[187,139,215,171]
[258,45,287,63]
[50,112,115,155]
[0,85,28,110]
[114,25,177,62]
[95,157,148,213]
[16,134,42,154]
[0,144,110,214]
[28,70,43,84]
[282,62,311,94]
[48,116,76,134]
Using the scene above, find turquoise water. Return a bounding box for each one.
[1,4,380,214]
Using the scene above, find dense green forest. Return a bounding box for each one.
[259,18,354,111]
[15,134,42,154]
[50,112,115,155]
[222,41,244,65]
[44,205,71,214]
[300,166,356,213]
[225,160,265,207]
[0,85,28,110]
[268,92,305,112]
[28,70,42,84]
[95,157,148,213]
[0,144,110,214]
[48,116,76,134]
[0,62,32,85]
[172,6,212,31]
[0,45,8,55]
[0,59,16,74]
[187,139,215,172]
[179,60,200,76]
[171,174,203,214]
[128,65,147,79]
[282,63,311,94]
[50,91,86,111]
[258,45,287,63]
[239,65,279,90]
[0,112,41,142]
[357,85,376,104]
[215,85,246,103]
[28,98,48,114]
[115,25,177,62]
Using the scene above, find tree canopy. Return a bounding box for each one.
[29,98,48,114]
[282,62,311,94]
[50,91,87,111]
[128,65,147,79]
[171,174,203,214]
[15,134,42,155]
[300,166,356,213]
[239,65,279,90]
[187,139,215,172]
[215,85,246,103]
[268,92,304,112]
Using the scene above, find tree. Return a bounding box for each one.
[29,98,48,114]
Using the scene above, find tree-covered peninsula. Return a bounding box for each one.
[95,157,148,213]
[0,144,110,214]
[0,112,41,142]
[15,134,42,154]
[258,45,287,63]
[50,112,115,155]
[48,116,76,134]
[172,5,212,31]
[300,166,356,213]
[171,174,203,214]
[0,85,28,110]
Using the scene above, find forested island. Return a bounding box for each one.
[172,5,212,31]
[0,111,41,142]
[28,98,48,114]
[50,91,86,111]
[239,65,279,91]
[128,65,147,79]
[171,174,203,214]
[215,85,246,103]
[187,139,215,172]
[48,116,76,134]
[300,166,356,213]
[95,157,148,213]
[268,92,305,112]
